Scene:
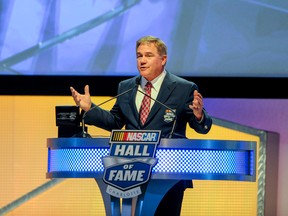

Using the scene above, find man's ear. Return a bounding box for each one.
[162,55,167,66]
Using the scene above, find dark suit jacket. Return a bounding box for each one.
[84,71,212,138]
[85,72,213,192]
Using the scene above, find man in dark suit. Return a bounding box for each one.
[70,35,212,215]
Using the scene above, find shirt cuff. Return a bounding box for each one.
[197,114,204,123]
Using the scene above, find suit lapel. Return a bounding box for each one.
[146,73,176,124]
[129,85,141,123]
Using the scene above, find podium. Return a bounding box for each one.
[47,137,256,216]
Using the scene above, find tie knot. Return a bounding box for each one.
[145,82,152,90]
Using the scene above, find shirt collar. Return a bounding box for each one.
[141,70,166,92]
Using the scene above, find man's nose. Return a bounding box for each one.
[140,56,147,63]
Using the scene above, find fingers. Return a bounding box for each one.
[70,85,91,110]
[189,90,204,121]
[84,85,90,96]
[192,90,203,109]
[189,101,203,111]
[194,90,203,100]
[70,87,77,97]
[70,86,82,106]
[189,90,203,111]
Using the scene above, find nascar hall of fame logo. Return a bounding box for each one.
[163,109,176,123]
[102,130,161,199]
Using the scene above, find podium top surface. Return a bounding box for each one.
[47,137,256,151]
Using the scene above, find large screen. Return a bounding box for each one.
[1,0,288,77]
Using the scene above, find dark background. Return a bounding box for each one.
[1,75,286,98]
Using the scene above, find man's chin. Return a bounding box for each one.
[140,70,149,76]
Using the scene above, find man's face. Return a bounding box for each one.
[136,43,167,81]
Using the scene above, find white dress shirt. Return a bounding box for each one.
[136,70,167,112]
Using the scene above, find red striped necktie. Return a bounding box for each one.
[140,82,152,125]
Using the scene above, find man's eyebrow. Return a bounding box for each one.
[137,52,154,55]
[144,52,154,55]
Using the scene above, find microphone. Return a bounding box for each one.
[137,87,177,139]
[74,77,141,138]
